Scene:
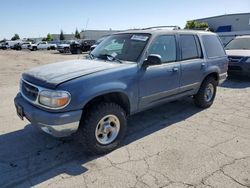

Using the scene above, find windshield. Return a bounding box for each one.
[225,38,250,50]
[91,33,150,62]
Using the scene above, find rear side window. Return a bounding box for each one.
[180,35,200,60]
[202,35,226,58]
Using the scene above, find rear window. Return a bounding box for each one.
[180,35,200,60]
[202,35,226,58]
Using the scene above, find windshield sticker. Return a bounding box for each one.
[131,35,149,41]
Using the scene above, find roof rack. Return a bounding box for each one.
[142,26,181,30]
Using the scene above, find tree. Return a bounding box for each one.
[46,33,53,41]
[185,21,209,30]
[75,28,80,39]
[11,33,20,41]
[60,30,65,41]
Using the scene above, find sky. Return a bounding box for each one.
[0,0,249,39]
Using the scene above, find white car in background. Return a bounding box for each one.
[29,41,57,51]
[57,40,75,53]
[5,40,23,49]
[21,42,32,49]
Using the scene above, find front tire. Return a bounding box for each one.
[64,47,69,53]
[76,103,127,155]
[31,47,37,51]
[194,77,217,108]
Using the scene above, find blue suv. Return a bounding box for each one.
[14,27,228,154]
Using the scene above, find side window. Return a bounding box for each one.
[202,35,226,58]
[148,35,176,63]
[180,35,200,60]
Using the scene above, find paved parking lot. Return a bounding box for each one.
[0,50,250,188]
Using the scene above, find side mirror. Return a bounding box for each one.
[143,54,162,67]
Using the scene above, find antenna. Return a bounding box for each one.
[85,18,89,31]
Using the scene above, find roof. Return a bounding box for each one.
[194,12,250,21]
[115,28,216,36]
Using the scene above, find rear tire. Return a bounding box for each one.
[31,47,37,51]
[194,77,217,108]
[76,103,127,155]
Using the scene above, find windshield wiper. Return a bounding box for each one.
[89,53,96,59]
[99,54,123,64]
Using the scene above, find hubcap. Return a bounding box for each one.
[95,115,120,145]
[204,83,214,102]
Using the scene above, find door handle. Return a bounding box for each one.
[201,63,206,69]
[172,67,179,72]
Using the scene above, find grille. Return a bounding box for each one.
[228,56,243,63]
[228,65,242,71]
[21,80,39,101]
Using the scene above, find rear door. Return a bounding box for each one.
[178,34,205,92]
[139,35,180,109]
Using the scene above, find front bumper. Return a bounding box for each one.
[228,62,250,76]
[57,48,64,52]
[14,93,82,137]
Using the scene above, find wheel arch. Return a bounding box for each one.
[202,68,220,85]
[81,91,131,118]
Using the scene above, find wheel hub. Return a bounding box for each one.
[205,83,214,102]
[95,115,120,145]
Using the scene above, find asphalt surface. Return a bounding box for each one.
[0,51,250,188]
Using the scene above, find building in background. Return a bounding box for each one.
[51,34,75,41]
[51,30,120,41]
[80,30,120,40]
[21,30,122,43]
[194,13,250,45]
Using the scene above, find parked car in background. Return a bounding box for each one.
[14,28,228,154]
[90,36,108,51]
[21,42,32,49]
[28,41,57,51]
[225,35,250,77]
[12,43,22,50]
[70,39,96,54]
[57,40,75,53]
[6,40,23,49]
[0,42,7,50]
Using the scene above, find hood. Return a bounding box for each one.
[22,59,124,87]
[58,44,70,47]
[226,49,250,57]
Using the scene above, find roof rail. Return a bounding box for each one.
[142,26,181,30]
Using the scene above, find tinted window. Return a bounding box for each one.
[202,35,226,58]
[148,35,176,63]
[180,35,199,60]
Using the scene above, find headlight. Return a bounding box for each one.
[245,57,250,63]
[38,90,71,109]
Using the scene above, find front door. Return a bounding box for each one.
[139,35,180,109]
